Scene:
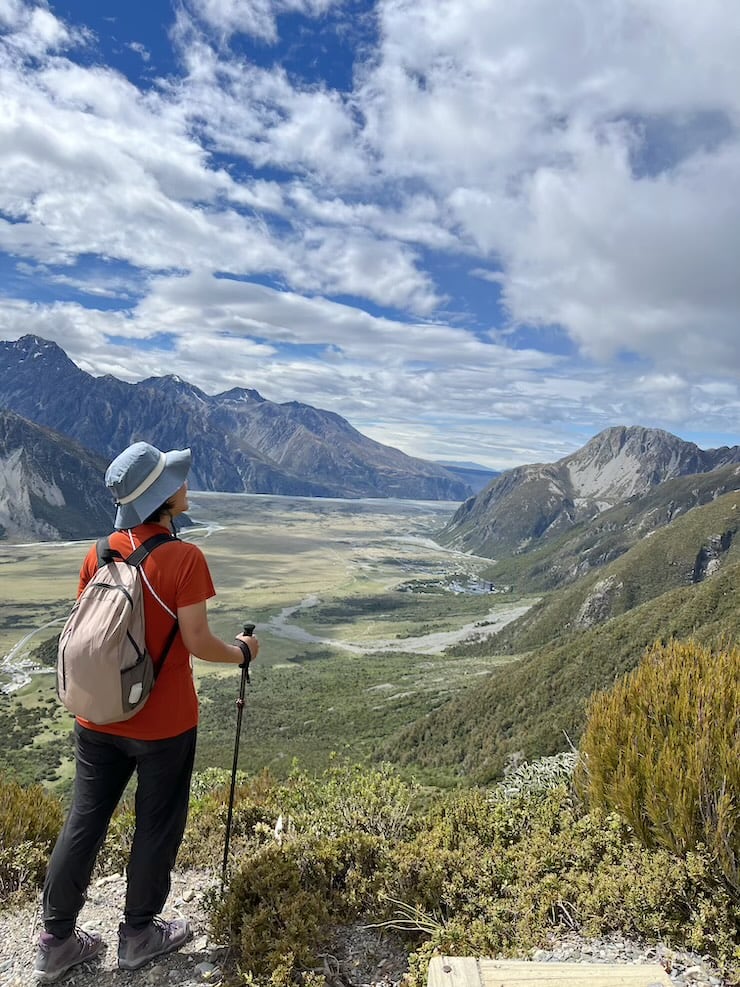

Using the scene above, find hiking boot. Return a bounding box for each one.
[117,917,192,970]
[34,929,103,983]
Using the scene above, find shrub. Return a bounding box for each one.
[491,752,579,803]
[210,831,385,978]
[277,761,417,841]
[179,771,281,871]
[205,771,740,986]
[577,638,740,892]
[207,763,419,980]
[0,773,63,905]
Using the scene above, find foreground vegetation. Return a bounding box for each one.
[2,639,738,985]
[2,758,738,984]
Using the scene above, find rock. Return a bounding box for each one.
[195,961,223,982]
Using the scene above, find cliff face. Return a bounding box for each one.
[0,336,471,502]
[0,411,113,541]
[442,425,740,558]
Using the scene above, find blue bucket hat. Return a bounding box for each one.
[105,441,192,529]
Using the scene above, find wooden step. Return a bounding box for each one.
[428,956,673,987]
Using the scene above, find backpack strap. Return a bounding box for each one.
[96,536,122,568]
[125,532,175,568]
[123,532,180,677]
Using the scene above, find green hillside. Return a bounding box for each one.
[390,558,740,783]
[481,464,740,594]
[454,487,740,658]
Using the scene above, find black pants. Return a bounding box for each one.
[42,722,197,939]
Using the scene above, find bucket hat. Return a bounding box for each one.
[105,441,192,529]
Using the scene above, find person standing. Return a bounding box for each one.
[34,442,259,982]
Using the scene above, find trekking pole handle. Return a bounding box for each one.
[236,624,256,670]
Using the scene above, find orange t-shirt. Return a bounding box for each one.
[75,524,216,740]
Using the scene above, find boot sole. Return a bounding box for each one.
[34,951,102,983]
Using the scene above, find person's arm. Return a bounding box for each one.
[178,600,259,664]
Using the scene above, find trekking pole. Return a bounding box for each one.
[221,622,255,893]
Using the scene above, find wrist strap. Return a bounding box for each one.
[236,639,252,664]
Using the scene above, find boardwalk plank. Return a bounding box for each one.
[428,956,673,987]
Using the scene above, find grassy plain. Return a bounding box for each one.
[0,493,525,790]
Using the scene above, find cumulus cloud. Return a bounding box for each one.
[357,0,740,373]
[1,0,738,466]
[182,0,342,44]
[0,0,82,55]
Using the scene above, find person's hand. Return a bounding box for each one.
[235,633,259,661]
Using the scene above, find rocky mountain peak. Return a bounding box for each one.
[216,387,266,404]
[138,374,212,404]
[1,334,78,373]
[564,425,733,503]
[0,410,112,541]
[441,425,740,559]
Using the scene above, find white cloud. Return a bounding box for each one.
[1,0,739,466]
[0,22,436,311]
[0,0,81,55]
[183,0,342,43]
[500,132,740,373]
[355,0,740,375]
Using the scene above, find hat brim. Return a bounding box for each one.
[114,448,192,529]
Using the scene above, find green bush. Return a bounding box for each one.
[211,832,385,978]
[208,763,421,980]
[577,638,740,892]
[204,766,739,986]
[0,773,63,905]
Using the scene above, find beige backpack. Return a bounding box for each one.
[57,534,178,724]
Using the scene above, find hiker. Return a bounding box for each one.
[35,441,259,982]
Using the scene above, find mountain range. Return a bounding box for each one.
[0,336,471,509]
[441,425,740,559]
[2,336,738,562]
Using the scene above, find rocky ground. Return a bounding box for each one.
[0,870,732,987]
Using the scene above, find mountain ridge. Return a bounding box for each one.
[441,424,740,558]
[0,336,470,502]
[392,487,740,780]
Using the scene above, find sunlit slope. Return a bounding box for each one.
[460,487,740,656]
[392,491,740,782]
[483,463,740,594]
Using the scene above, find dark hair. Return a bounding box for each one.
[143,494,177,524]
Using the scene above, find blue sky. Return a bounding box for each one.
[1,0,739,470]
